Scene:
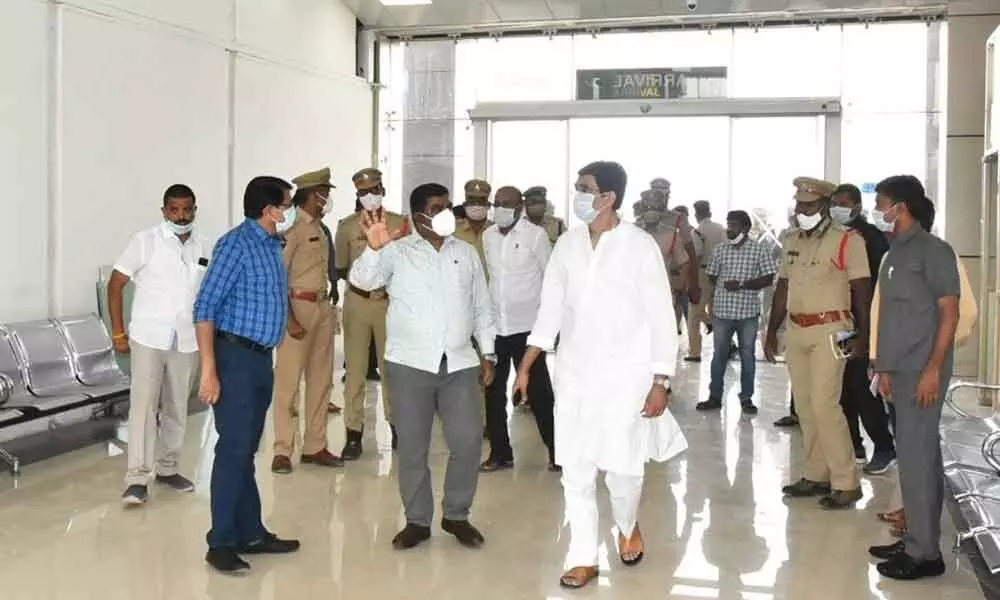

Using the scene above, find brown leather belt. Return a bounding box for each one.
[289,290,327,302]
[789,310,852,328]
[349,284,387,300]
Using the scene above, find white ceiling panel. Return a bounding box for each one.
[350,0,945,36]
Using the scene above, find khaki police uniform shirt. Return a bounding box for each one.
[541,215,566,245]
[284,209,329,294]
[778,220,869,315]
[649,222,689,290]
[696,219,727,267]
[335,210,408,279]
[455,218,492,278]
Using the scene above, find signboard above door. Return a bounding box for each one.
[575,67,728,101]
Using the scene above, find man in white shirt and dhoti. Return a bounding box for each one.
[514,161,687,590]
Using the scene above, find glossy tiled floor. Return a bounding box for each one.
[0,343,986,600]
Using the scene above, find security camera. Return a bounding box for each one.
[686,0,698,10]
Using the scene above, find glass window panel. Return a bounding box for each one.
[841,23,929,114]
[730,117,825,236]
[566,117,730,227]
[840,113,930,213]
[730,26,842,98]
[489,121,569,221]
[455,36,573,110]
[572,30,732,71]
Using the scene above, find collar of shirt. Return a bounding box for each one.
[892,223,923,244]
[244,217,283,245]
[296,207,316,224]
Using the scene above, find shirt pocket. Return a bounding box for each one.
[884,258,925,300]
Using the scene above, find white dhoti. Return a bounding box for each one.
[563,463,644,567]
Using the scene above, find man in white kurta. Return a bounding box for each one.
[514,161,687,589]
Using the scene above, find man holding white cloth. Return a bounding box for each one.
[515,161,687,589]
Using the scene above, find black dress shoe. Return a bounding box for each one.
[239,533,301,554]
[441,519,485,548]
[782,478,832,497]
[695,397,722,411]
[206,548,250,574]
[392,523,431,550]
[818,488,863,509]
[869,540,905,560]
[342,429,363,461]
[877,553,946,580]
[479,458,514,473]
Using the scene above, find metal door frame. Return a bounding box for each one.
[469,97,842,217]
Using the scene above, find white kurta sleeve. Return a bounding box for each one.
[471,246,497,356]
[348,244,394,291]
[639,237,678,377]
[527,238,566,351]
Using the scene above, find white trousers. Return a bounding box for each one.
[124,341,199,486]
[562,460,644,567]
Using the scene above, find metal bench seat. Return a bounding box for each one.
[974,530,1000,575]
[53,314,129,394]
[5,320,92,398]
[0,328,89,412]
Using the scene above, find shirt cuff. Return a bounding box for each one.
[526,333,555,352]
[112,263,135,278]
[650,361,675,378]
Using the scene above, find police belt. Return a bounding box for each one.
[349,284,387,300]
[789,310,851,328]
[289,289,328,302]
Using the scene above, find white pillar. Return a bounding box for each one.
[944,2,1000,378]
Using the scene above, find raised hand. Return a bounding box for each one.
[360,210,402,250]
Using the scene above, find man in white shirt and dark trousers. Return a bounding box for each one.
[108,184,209,506]
[480,186,557,473]
[349,183,497,551]
[697,210,778,415]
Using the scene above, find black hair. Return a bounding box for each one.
[578,161,628,210]
[292,189,310,207]
[726,210,752,231]
[243,176,292,219]
[163,184,195,206]
[675,205,689,216]
[832,183,862,206]
[410,183,450,215]
[875,175,934,230]
[693,200,711,218]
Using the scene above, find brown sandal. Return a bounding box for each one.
[618,526,645,566]
[877,509,904,524]
[559,566,600,589]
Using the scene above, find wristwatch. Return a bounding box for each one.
[483,354,498,363]
[653,375,671,391]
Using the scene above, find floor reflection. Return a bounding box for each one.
[0,344,984,599]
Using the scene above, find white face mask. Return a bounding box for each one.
[728,232,745,245]
[830,206,853,226]
[795,212,822,231]
[360,193,383,211]
[465,205,489,222]
[275,206,297,234]
[419,209,456,238]
[494,206,517,228]
[573,191,599,224]
[871,208,895,233]
[164,220,193,236]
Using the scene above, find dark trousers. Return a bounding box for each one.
[840,358,895,455]
[485,332,555,464]
[207,336,272,549]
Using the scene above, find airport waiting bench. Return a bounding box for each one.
[0,314,130,475]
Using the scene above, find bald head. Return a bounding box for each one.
[494,186,523,206]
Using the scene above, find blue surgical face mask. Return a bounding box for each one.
[275,206,297,234]
[871,204,898,233]
[164,220,193,236]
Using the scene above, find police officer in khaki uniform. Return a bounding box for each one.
[650,177,701,306]
[455,179,493,273]
[524,186,566,245]
[637,189,689,332]
[335,168,408,459]
[271,167,344,474]
[764,176,872,509]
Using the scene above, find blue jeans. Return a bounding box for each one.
[709,317,759,402]
[206,336,273,549]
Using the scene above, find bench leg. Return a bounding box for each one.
[0,446,21,477]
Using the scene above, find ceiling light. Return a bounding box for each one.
[379,0,432,6]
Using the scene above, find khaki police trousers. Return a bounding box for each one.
[272,299,335,457]
[785,321,858,491]
[343,289,390,432]
[687,269,714,357]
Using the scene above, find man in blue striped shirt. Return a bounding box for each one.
[194,175,298,574]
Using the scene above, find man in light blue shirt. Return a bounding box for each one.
[350,182,497,552]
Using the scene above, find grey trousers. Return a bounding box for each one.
[125,341,199,486]
[892,365,951,561]
[385,360,482,527]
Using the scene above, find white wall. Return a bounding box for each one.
[0,0,371,320]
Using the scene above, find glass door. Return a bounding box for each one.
[730,116,826,245]
[488,120,569,220]
[983,151,1000,386]
[566,117,730,226]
